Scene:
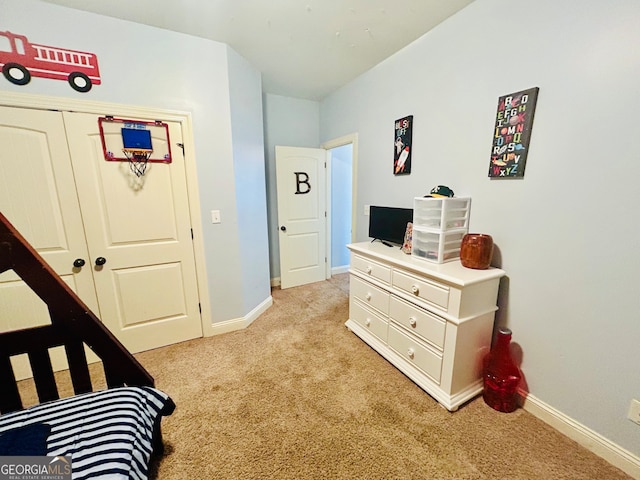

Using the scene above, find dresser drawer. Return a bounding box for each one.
[350,275,390,315]
[351,253,391,285]
[388,324,442,384]
[389,296,446,350]
[392,269,449,311]
[349,297,388,342]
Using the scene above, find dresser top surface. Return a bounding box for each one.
[348,242,505,287]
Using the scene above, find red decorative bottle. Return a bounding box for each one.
[482,327,521,413]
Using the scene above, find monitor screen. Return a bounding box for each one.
[368,206,413,245]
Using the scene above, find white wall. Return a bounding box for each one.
[262,93,320,280]
[321,0,640,460]
[1,0,270,323]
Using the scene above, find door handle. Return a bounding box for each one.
[95,256,107,266]
[280,226,286,232]
[73,258,85,268]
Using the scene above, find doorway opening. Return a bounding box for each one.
[323,133,357,278]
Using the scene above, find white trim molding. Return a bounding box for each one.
[206,295,273,337]
[321,133,358,250]
[520,392,640,479]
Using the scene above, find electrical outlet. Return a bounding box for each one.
[628,399,640,426]
[211,210,221,224]
[364,205,370,216]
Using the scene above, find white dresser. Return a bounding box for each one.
[346,241,505,411]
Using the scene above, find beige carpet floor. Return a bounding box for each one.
[133,274,631,480]
[17,274,632,479]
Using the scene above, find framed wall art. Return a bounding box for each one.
[394,115,413,175]
[488,87,539,178]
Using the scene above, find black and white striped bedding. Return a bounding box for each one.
[0,386,175,480]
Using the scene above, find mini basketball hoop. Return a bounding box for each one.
[98,116,172,178]
[123,148,152,177]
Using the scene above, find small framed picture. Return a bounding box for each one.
[394,115,413,175]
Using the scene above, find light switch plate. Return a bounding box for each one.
[628,399,640,426]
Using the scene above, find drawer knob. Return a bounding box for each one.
[366,266,372,274]
[409,317,417,328]
[365,293,372,301]
[365,318,371,326]
[411,285,419,295]
[407,348,415,359]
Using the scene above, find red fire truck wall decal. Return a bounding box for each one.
[0,31,101,92]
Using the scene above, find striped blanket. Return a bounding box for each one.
[0,387,175,480]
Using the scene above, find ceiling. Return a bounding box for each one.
[41,0,474,100]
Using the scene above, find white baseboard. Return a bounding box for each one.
[332,265,350,275]
[205,295,273,337]
[271,268,348,288]
[520,392,640,479]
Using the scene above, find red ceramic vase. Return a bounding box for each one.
[460,233,493,269]
[482,327,521,413]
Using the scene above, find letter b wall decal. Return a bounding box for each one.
[294,172,311,194]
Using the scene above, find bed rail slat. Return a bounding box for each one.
[0,355,22,414]
[65,341,92,395]
[0,324,62,355]
[0,241,12,273]
[103,362,124,388]
[28,349,60,404]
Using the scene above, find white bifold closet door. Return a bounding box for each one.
[0,106,202,379]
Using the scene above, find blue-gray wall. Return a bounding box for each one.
[320,0,640,460]
[330,144,352,269]
[228,48,271,312]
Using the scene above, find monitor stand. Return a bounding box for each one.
[371,238,394,247]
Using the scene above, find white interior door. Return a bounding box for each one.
[275,146,328,289]
[63,112,203,353]
[0,106,100,378]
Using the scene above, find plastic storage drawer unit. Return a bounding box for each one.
[411,227,467,263]
[413,197,471,231]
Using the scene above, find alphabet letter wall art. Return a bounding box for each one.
[488,87,539,178]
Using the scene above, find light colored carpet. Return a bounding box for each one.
[135,274,631,479]
[16,274,632,479]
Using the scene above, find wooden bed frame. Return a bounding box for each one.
[0,211,155,415]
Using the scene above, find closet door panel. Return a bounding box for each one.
[63,112,202,353]
[0,107,99,379]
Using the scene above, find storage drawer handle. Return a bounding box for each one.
[365,318,371,327]
[366,266,372,274]
[411,285,419,295]
[409,317,417,328]
[365,293,372,301]
[407,348,415,359]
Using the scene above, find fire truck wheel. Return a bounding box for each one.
[2,63,31,86]
[68,72,93,93]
